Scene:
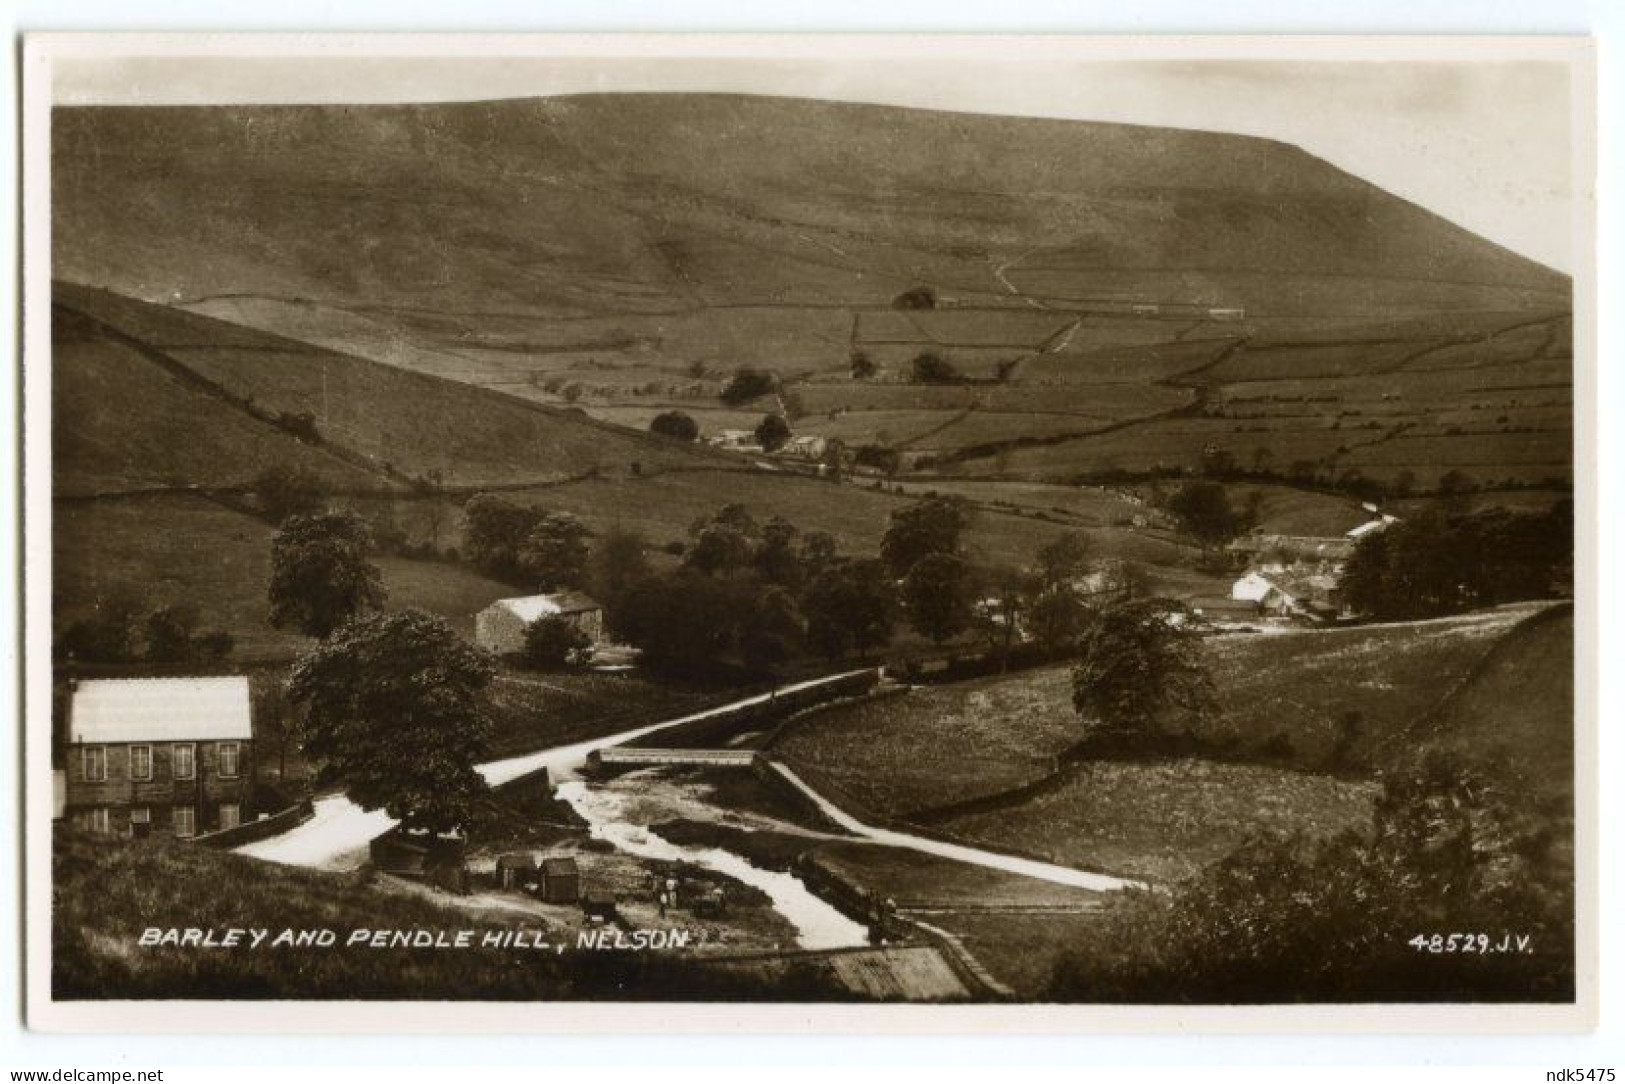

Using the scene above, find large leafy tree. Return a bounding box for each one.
[1165,480,1244,553]
[462,493,542,583]
[267,511,386,639]
[803,559,897,661]
[649,410,699,441]
[1071,597,1216,748]
[738,586,805,675]
[288,610,496,833]
[519,512,592,590]
[617,571,740,670]
[902,552,977,644]
[754,413,792,453]
[880,496,971,578]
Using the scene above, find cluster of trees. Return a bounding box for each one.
[1338,501,1572,619]
[56,598,235,666]
[1049,750,1573,1002]
[613,504,878,674]
[462,494,592,589]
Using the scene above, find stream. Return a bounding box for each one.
[237,670,1135,950]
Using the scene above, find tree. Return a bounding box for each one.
[589,527,652,635]
[288,610,495,834]
[55,594,143,664]
[684,504,760,576]
[853,444,902,476]
[738,587,804,675]
[519,512,591,590]
[903,552,977,644]
[910,352,959,384]
[754,413,792,453]
[1034,531,1092,586]
[251,464,326,525]
[649,410,700,441]
[850,351,877,380]
[754,516,803,588]
[719,367,776,406]
[520,616,591,670]
[144,604,201,664]
[976,564,1033,666]
[1071,597,1216,749]
[880,496,971,577]
[803,560,897,661]
[617,572,740,670]
[892,285,937,310]
[1028,584,1092,652]
[1165,480,1244,554]
[267,511,387,639]
[463,494,542,583]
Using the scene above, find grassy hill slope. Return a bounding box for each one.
[53,281,727,494]
[54,96,1572,490]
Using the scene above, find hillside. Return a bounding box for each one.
[53,95,1573,490]
[52,280,728,496]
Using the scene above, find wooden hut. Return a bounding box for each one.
[539,856,581,904]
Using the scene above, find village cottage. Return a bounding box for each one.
[59,676,255,839]
[474,591,605,657]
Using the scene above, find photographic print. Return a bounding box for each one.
[21,34,1595,1031]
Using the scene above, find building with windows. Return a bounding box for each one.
[59,676,254,839]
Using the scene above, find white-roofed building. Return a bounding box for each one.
[61,676,255,839]
[475,591,604,657]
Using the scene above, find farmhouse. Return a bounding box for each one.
[59,676,254,839]
[1230,570,1339,622]
[475,591,604,656]
[777,434,829,461]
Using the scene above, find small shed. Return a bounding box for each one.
[495,853,537,890]
[475,592,604,656]
[539,856,581,904]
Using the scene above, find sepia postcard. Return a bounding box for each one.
[20,33,1598,1033]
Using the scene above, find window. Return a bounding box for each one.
[218,742,240,779]
[129,807,151,837]
[219,803,241,830]
[82,746,106,782]
[130,744,152,781]
[172,743,196,780]
[172,806,195,837]
[88,807,110,834]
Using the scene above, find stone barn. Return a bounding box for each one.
[475,592,604,657]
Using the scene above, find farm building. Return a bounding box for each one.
[1230,571,1340,622]
[538,856,581,904]
[1346,513,1399,541]
[1186,596,1263,627]
[59,676,255,839]
[706,429,757,452]
[777,434,829,461]
[475,592,604,656]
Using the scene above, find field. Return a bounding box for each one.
[53,493,518,662]
[773,605,1551,825]
[485,671,744,760]
[939,759,1379,883]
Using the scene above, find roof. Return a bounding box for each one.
[489,591,602,623]
[541,856,579,876]
[496,854,537,870]
[69,676,253,744]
